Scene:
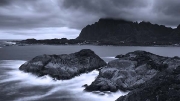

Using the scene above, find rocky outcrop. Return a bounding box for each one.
[117,56,180,101]
[176,24,180,30]
[19,49,107,80]
[85,51,169,92]
[77,18,180,44]
[169,25,180,43]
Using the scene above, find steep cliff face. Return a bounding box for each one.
[77,18,175,43]
[169,25,180,42]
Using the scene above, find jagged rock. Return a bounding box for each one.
[77,18,175,44]
[116,56,180,101]
[177,24,180,29]
[169,25,180,42]
[115,54,124,58]
[19,49,107,80]
[82,84,88,87]
[85,51,169,92]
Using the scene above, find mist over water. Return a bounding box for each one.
[0,60,127,101]
[0,40,16,48]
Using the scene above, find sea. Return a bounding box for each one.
[1,41,180,101]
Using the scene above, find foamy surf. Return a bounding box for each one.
[101,57,117,62]
[102,56,116,59]
[0,60,128,101]
[5,41,16,44]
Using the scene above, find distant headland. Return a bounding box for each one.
[17,18,180,46]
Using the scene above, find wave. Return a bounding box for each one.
[0,41,16,47]
[102,56,116,59]
[101,57,117,63]
[0,60,128,101]
[4,41,16,45]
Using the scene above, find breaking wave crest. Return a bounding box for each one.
[0,60,128,101]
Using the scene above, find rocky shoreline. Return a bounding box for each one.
[19,49,180,101]
[19,49,107,80]
[85,51,168,92]
[116,56,180,101]
[15,38,180,46]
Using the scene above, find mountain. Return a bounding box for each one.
[77,18,180,45]
[168,24,180,42]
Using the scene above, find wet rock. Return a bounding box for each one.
[82,84,88,87]
[19,49,107,80]
[85,51,169,92]
[116,63,180,101]
[115,54,124,58]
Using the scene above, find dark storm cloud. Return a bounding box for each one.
[62,0,150,26]
[152,0,180,26]
[0,0,64,29]
[0,0,96,30]
[63,0,148,17]
[154,0,180,16]
[0,0,180,30]
[0,0,81,39]
[0,0,11,6]
[0,0,180,39]
[63,0,180,27]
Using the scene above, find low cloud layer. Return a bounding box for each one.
[0,0,180,39]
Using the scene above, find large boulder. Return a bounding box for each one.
[117,56,180,101]
[85,51,168,92]
[19,49,107,80]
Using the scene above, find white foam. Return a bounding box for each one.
[16,87,63,101]
[4,41,16,45]
[0,60,128,101]
[102,56,116,59]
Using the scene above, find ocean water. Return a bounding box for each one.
[1,45,180,101]
[0,60,127,101]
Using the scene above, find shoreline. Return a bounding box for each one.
[4,42,180,48]
[19,44,180,47]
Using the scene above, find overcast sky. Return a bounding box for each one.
[0,0,180,39]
